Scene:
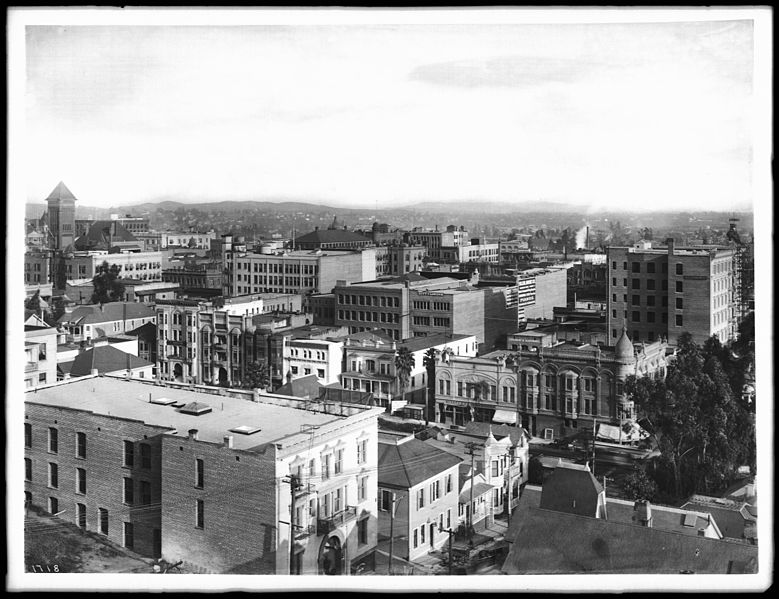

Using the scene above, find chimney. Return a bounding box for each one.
[188,429,199,441]
[252,389,260,402]
[666,237,675,256]
[634,500,653,527]
[224,435,234,448]
[90,368,99,376]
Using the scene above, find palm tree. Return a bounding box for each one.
[422,348,439,426]
[393,346,416,414]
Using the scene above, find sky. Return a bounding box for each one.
[20,12,760,212]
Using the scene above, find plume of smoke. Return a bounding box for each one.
[575,225,589,250]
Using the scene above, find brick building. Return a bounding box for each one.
[607,240,737,346]
[24,376,384,574]
[434,328,669,440]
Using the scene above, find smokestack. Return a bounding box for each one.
[586,226,590,250]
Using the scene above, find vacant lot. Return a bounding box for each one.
[24,507,152,574]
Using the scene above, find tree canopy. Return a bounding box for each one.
[394,346,416,409]
[626,332,755,501]
[243,361,271,390]
[90,261,125,304]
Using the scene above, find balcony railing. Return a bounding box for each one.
[294,524,316,540]
[317,505,358,535]
[25,361,38,373]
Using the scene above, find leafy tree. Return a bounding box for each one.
[394,346,416,413]
[626,333,755,500]
[90,261,125,304]
[243,361,270,390]
[422,348,438,426]
[622,464,658,502]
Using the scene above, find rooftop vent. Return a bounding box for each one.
[229,425,262,435]
[683,513,697,527]
[150,397,176,406]
[179,401,213,416]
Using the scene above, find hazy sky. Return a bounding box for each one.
[23,16,757,211]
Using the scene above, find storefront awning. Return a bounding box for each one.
[492,409,517,424]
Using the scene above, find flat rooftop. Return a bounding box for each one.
[26,376,348,452]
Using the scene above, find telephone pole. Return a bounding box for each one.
[464,441,480,541]
[387,493,403,575]
[284,474,301,575]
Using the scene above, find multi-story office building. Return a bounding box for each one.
[406,225,470,261]
[46,181,77,251]
[155,294,302,386]
[162,265,223,292]
[62,250,164,282]
[340,331,478,410]
[294,220,373,250]
[373,245,427,277]
[334,276,518,350]
[607,240,737,345]
[24,376,384,574]
[284,335,345,386]
[434,328,669,439]
[24,249,53,285]
[223,235,377,297]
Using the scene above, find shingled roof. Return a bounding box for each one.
[74,220,137,250]
[45,181,77,202]
[540,464,604,517]
[378,437,462,489]
[58,302,156,326]
[69,345,153,376]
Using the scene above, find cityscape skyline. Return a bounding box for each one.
[19,12,760,212]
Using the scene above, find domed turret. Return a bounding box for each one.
[615,326,634,361]
[484,426,497,447]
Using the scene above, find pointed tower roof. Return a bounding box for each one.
[484,426,498,447]
[329,215,341,230]
[615,326,634,360]
[46,181,77,202]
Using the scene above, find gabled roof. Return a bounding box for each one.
[69,345,152,376]
[58,302,156,326]
[463,421,529,446]
[74,220,137,250]
[501,505,758,574]
[539,464,603,517]
[274,374,322,399]
[378,438,461,489]
[46,181,77,202]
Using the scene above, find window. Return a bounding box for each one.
[123,477,134,504]
[77,503,87,529]
[358,517,368,545]
[99,508,109,535]
[646,279,656,291]
[491,460,499,477]
[676,263,683,275]
[195,459,204,488]
[631,295,640,306]
[445,473,453,494]
[417,488,425,509]
[123,441,134,467]
[676,281,683,293]
[358,476,368,502]
[140,444,151,469]
[321,454,331,480]
[25,423,32,449]
[196,500,205,529]
[380,489,392,512]
[49,497,59,515]
[25,458,32,481]
[647,295,655,307]
[611,261,617,270]
[413,529,419,549]
[76,432,87,459]
[647,311,656,323]
[140,481,151,505]
[676,297,684,309]
[77,468,86,494]
[676,315,683,327]
[420,524,426,545]
[632,311,640,322]
[430,480,440,502]
[335,449,343,475]
[631,262,640,273]
[357,439,367,465]
[48,428,58,453]
[631,279,640,290]
[124,522,134,548]
[647,262,655,274]
[49,463,58,488]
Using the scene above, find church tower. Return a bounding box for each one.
[45,181,77,251]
